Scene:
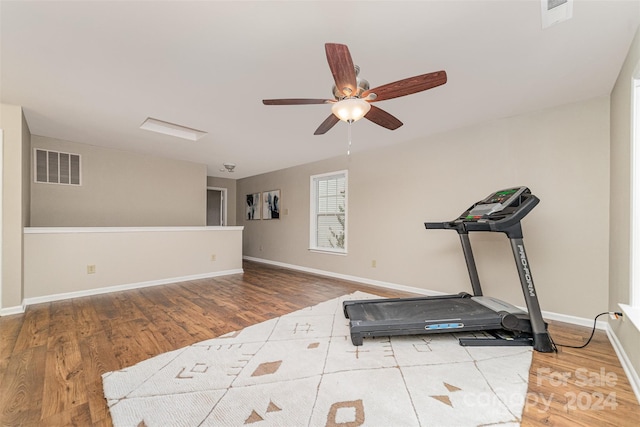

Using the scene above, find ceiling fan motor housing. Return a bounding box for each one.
[332,66,370,100]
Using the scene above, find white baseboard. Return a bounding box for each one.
[0,305,26,316]
[606,324,640,404]
[244,256,606,328]
[16,269,243,309]
[243,256,447,297]
[537,309,609,330]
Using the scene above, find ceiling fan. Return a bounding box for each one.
[262,43,447,135]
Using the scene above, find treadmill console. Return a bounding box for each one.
[465,187,528,221]
[424,186,538,238]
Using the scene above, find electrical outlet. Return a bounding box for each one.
[87,265,96,274]
[211,254,216,262]
[371,260,377,268]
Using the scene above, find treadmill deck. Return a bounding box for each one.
[343,296,509,345]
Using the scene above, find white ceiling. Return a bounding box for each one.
[2,1,639,178]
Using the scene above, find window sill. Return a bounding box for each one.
[309,248,347,256]
[619,303,640,332]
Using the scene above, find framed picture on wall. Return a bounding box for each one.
[246,193,261,220]
[262,189,280,220]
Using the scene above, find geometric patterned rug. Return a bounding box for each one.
[102,292,532,426]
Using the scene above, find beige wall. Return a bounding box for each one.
[23,227,243,300]
[238,97,610,319]
[31,135,207,227]
[0,104,30,310]
[207,176,237,226]
[610,25,640,378]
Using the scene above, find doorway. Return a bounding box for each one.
[207,187,227,226]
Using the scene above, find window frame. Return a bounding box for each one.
[309,170,348,255]
[622,73,640,330]
[632,78,640,308]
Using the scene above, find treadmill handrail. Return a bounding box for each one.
[424,221,457,230]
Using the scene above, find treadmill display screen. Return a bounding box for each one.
[485,188,519,204]
[463,187,528,220]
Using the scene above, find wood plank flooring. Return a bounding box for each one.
[1,260,638,426]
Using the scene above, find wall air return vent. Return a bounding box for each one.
[541,0,573,29]
[34,148,81,185]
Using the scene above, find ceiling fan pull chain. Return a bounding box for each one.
[347,120,352,156]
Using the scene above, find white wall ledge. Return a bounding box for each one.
[24,226,243,234]
[619,303,640,332]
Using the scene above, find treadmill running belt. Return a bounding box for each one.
[348,298,497,323]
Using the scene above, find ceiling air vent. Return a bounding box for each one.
[541,0,573,29]
[139,117,207,141]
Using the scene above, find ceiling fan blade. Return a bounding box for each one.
[314,114,340,135]
[263,99,332,105]
[362,71,447,102]
[364,105,403,130]
[325,43,357,98]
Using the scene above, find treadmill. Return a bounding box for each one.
[342,186,555,353]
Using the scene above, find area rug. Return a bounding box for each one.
[102,292,533,426]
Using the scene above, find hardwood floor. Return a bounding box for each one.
[1,260,638,426]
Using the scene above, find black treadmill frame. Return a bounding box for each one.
[342,188,555,353]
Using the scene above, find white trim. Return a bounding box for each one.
[0,305,25,316]
[21,269,243,307]
[308,248,348,256]
[244,255,460,297]
[619,303,640,332]
[533,308,609,330]
[607,323,640,404]
[631,74,640,308]
[243,255,610,329]
[24,226,243,234]
[242,256,445,296]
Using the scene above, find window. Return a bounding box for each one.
[34,148,81,185]
[310,170,347,254]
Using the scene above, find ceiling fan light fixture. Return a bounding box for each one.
[331,98,371,122]
[221,163,235,173]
